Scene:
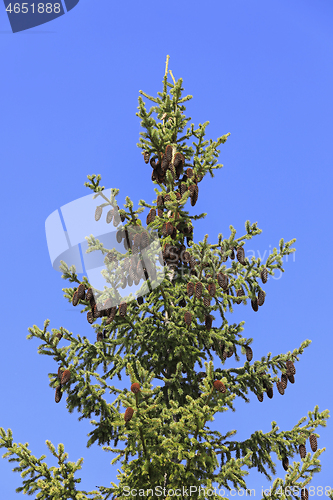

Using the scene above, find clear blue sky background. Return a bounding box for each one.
[0,0,332,497]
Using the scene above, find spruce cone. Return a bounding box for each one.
[186,168,193,178]
[144,151,150,164]
[282,457,289,471]
[281,373,288,389]
[106,306,117,324]
[230,248,235,260]
[166,221,174,236]
[77,284,85,300]
[72,290,79,307]
[93,304,102,318]
[182,251,191,264]
[131,383,141,394]
[236,246,245,265]
[184,311,192,326]
[113,210,121,227]
[161,155,169,173]
[251,298,258,312]
[205,315,212,331]
[106,208,114,224]
[276,381,285,395]
[203,296,211,308]
[95,206,102,221]
[226,347,234,358]
[286,360,296,375]
[287,373,295,384]
[213,380,226,393]
[55,385,62,403]
[124,407,134,423]
[258,290,265,306]
[261,267,268,284]
[87,311,94,324]
[164,194,171,203]
[97,332,104,342]
[61,370,71,385]
[189,255,196,269]
[299,444,306,459]
[236,288,244,304]
[309,434,317,452]
[190,185,199,206]
[180,183,187,197]
[195,282,203,299]
[165,145,172,163]
[116,229,124,244]
[187,282,194,297]
[245,346,253,362]
[217,273,229,290]
[140,231,150,250]
[301,488,309,500]
[257,393,264,402]
[137,296,144,305]
[207,283,216,297]
[266,386,273,399]
[119,302,127,316]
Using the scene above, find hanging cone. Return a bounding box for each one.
[301,488,309,500]
[165,145,172,163]
[257,393,264,402]
[184,311,192,326]
[113,211,121,227]
[174,152,183,168]
[186,167,194,178]
[245,346,253,362]
[180,183,187,197]
[77,284,85,300]
[226,347,234,358]
[93,304,102,318]
[299,444,306,459]
[55,385,62,403]
[276,381,285,395]
[116,229,124,244]
[258,290,265,306]
[106,306,117,325]
[251,298,258,312]
[137,296,144,305]
[131,383,141,394]
[72,290,79,307]
[87,311,94,324]
[309,434,317,452]
[161,155,169,173]
[61,370,71,385]
[190,185,199,206]
[207,283,216,297]
[281,373,288,389]
[217,273,229,290]
[205,315,212,331]
[213,380,226,393]
[195,282,203,299]
[124,407,134,423]
[95,206,102,221]
[97,332,104,342]
[106,208,114,224]
[286,360,296,375]
[140,231,150,250]
[203,296,211,308]
[166,221,173,235]
[230,248,235,260]
[119,302,127,316]
[261,267,268,284]
[144,151,150,164]
[236,288,244,304]
[282,457,289,471]
[266,386,273,399]
[287,373,295,384]
[187,282,194,297]
[236,246,245,265]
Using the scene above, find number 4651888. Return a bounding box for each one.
[6,3,61,13]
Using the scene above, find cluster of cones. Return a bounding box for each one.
[95,204,126,226]
[54,368,71,403]
[282,434,318,497]
[257,360,296,402]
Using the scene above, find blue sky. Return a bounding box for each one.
[0,0,332,497]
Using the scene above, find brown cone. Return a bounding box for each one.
[119,302,127,316]
[267,386,273,399]
[299,443,306,459]
[282,457,289,471]
[184,311,192,326]
[261,267,268,284]
[77,284,85,300]
[245,346,253,362]
[251,298,258,312]
[124,407,134,423]
[55,385,62,403]
[165,145,172,163]
[195,282,203,299]
[205,315,212,331]
[309,434,317,452]
[61,369,71,385]
[97,332,104,342]
[87,311,94,324]
[203,296,211,308]
[301,488,309,500]
[287,373,295,384]
[207,283,216,297]
[286,360,296,375]
[106,209,114,224]
[72,290,79,307]
[258,290,265,306]
[281,373,288,389]
[144,151,150,164]
[187,282,194,297]
[236,247,245,265]
[257,393,264,402]
[276,381,285,395]
[217,273,229,290]
[131,383,141,394]
[213,380,226,393]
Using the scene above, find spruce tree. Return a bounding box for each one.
[0,55,332,500]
